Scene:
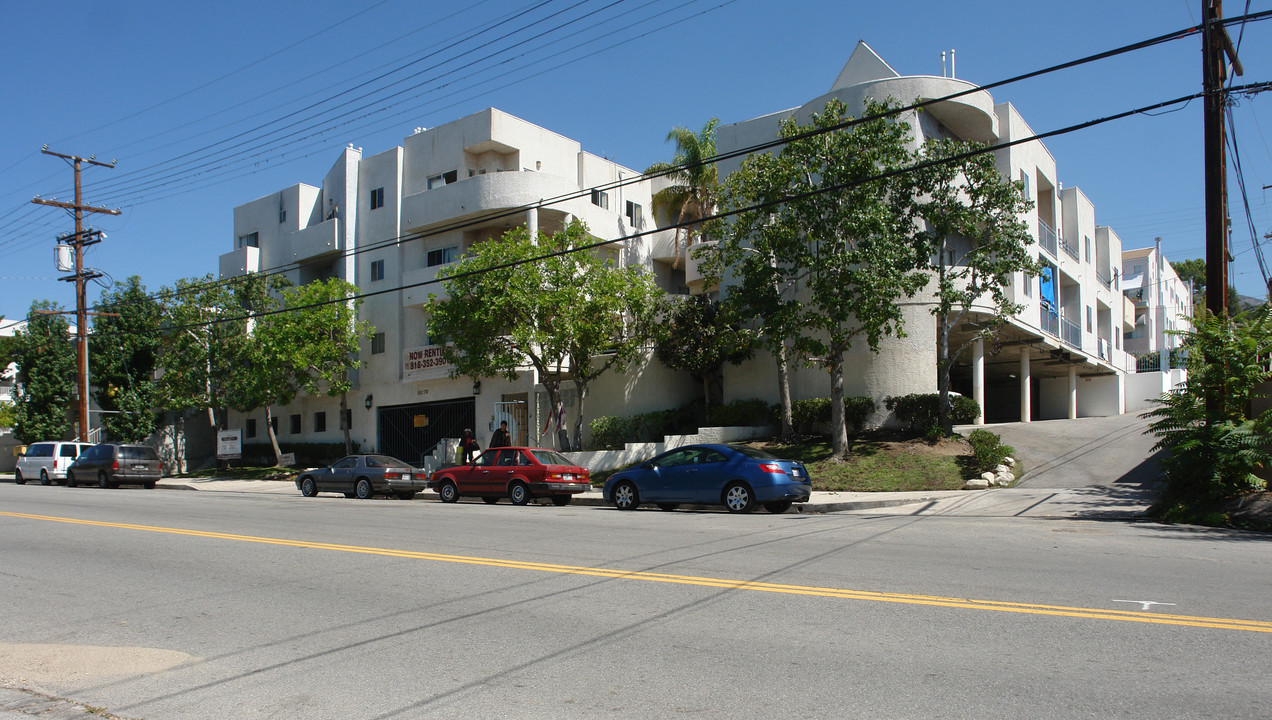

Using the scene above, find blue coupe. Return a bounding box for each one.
[602,443,812,513]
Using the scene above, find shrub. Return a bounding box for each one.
[885,393,980,435]
[589,415,636,450]
[791,398,831,433]
[966,429,1014,474]
[707,398,775,427]
[844,396,876,433]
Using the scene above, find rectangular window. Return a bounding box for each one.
[237,232,259,249]
[1020,170,1030,200]
[427,246,458,267]
[1022,272,1032,297]
[314,412,326,433]
[1115,327,1121,349]
[591,189,609,209]
[625,200,642,226]
[1086,306,1093,333]
[427,170,458,189]
[371,332,386,355]
[246,418,257,439]
[289,414,301,435]
[279,209,286,223]
[1084,236,1091,262]
[370,187,384,210]
[371,259,385,282]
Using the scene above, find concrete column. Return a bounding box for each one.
[1019,348,1031,423]
[972,338,985,425]
[527,206,539,240]
[1067,364,1078,419]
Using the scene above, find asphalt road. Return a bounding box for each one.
[1,482,1269,719]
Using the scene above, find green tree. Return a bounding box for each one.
[910,139,1038,434]
[714,99,925,458]
[90,276,163,442]
[228,274,296,465]
[646,118,719,268]
[1145,308,1272,514]
[271,278,374,455]
[655,294,754,414]
[430,221,663,450]
[11,301,76,443]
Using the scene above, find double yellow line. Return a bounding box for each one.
[5,510,1270,634]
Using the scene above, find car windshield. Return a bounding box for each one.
[120,446,158,461]
[365,455,407,468]
[530,449,572,466]
[730,446,777,460]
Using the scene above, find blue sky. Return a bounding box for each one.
[1,0,1269,322]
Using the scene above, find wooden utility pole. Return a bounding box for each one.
[1202,0,1243,316]
[31,148,119,443]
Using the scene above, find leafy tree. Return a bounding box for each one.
[1145,308,1272,513]
[157,275,258,432]
[713,98,925,458]
[430,221,662,450]
[0,401,14,429]
[655,294,754,414]
[909,139,1037,434]
[646,118,719,268]
[227,274,296,465]
[11,301,76,443]
[1171,258,1205,298]
[90,276,163,442]
[270,278,373,455]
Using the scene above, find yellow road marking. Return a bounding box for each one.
[5,510,1270,634]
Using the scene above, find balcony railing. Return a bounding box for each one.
[1059,236,1080,261]
[1061,317,1082,349]
[1040,305,1059,337]
[1037,220,1058,257]
[1096,270,1111,289]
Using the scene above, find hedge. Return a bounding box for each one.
[884,393,980,435]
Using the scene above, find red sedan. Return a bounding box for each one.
[429,447,591,506]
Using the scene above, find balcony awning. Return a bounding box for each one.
[1121,273,1144,290]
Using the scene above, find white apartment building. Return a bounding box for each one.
[1122,241,1194,359]
[712,42,1161,424]
[219,108,693,461]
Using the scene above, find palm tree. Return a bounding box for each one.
[645,118,719,268]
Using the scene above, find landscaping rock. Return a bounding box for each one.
[964,478,990,490]
[981,471,995,482]
[995,472,1013,486]
[1003,456,1016,467]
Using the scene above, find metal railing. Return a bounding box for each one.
[1096,270,1111,289]
[1061,317,1082,349]
[1059,236,1080,261]
[1039,305,1059,337]
[1037,220,1058,257]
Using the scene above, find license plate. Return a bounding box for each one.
[563,474,575,481]
[792,468,804,477]
[133,464,147,470]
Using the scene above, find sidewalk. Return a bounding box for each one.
[154,477,1151,518]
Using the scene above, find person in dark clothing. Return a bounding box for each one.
[490,421,512,448]
[458,429,480,464]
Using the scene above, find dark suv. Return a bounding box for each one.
[67,444,163,489]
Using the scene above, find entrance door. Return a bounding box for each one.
[496,394,529,447]
[378,398,475,466]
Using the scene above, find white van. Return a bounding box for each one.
[15,442,91,485]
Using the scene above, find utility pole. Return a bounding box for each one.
[31,147,119,443]
[1202,0,1242,316]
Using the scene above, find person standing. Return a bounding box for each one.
[490,421,512,448]
[458,429,480,464]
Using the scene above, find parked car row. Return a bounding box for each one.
[15,442,163,489]
[294,443,812,514]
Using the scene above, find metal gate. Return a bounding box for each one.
[378,398,475,467]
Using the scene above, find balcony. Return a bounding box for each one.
[402,264,451,308]
[1059,236,1080,262]
[291,218,339,262]
[1061,317,1082,350]
[1037,220,1058,258]
[684,240,719,294]
[1039,305,1059,337]
[1096,270,1111,289]
[401,171,580,231]
[218,246,259,278]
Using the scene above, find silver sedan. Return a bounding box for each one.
[295,454,424,500]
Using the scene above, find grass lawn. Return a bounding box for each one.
[175,466,295,481]
[749,436,971,492]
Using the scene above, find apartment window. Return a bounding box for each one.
[1084,236,1091,262]
[371,259,385,282]
[1022,271,1032,298]
[1116,327,1121,350]
[1020,170,1030,200]
[279,209,287,223]
[1132,263,1143,276]
[591,189,609,210]
[427,170,458,189]
[625,200,642,227]
[314,412,326,433]
[246,418,257,439]
[237,232,259,249]
[289,414,301,435]
[370,186,385,210]
[427,246,458,267]
[1086,306,1093,333]
[371,332,386,355]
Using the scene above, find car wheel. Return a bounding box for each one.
[723,482,755,513]
[438,480,459,503]
[763,500,793,514]
[355,477,374,499]
[300,477,318,497]
[98,471,115,489]
[612,481,639,511]
[550,495,571,506]
[656,503,679,511]
[508,481,530,506]
[14,470,24,485]
[40,470,51,486]
[65,471,76,488]
[482,496,499,505]
[143,480,157,489]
